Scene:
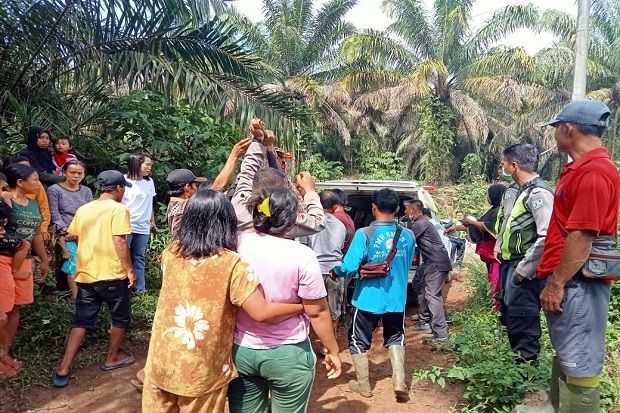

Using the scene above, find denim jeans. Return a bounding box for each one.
[127,233,150,292]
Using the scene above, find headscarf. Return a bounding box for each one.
[468,183,507,243]
[21,126,55,174]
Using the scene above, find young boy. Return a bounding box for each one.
[52,136,78,176]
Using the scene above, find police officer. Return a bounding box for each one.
[495,143,553,363]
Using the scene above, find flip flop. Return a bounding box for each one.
[1,355,22,371]
[130,379,143,393]
[100,355,135,372]
[0,361,17,378]
[52,369,72,388]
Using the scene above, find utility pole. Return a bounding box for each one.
[572,0,591,100]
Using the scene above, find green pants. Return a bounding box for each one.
[227,340,316,413]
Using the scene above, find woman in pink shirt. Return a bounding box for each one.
[228,187,341,413]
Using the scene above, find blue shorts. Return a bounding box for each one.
[72,279,131,329]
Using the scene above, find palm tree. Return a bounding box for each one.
[226,0,360,158]
[464,0,619,175]
[341,0,540,184]
[0,0,310,143]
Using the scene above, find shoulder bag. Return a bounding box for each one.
[359,227,403,279]
[556,220,620,281]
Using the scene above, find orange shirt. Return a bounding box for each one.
[26,185,50,233]
[144,247,258,397]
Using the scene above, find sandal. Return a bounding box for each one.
[0,360,18,378]
[100,355,135,372]
[0,355,21,371]
[52,369,72,388]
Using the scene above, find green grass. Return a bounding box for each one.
[415,262,620,413]
[0,266,161,398]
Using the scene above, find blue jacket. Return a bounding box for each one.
[333,221,416,314]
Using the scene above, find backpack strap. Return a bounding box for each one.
[385,227,403,265]
[360,224,402,264]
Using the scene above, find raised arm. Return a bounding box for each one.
[210,138,252,192]
[286,172,326,238]
[231,141,267,230]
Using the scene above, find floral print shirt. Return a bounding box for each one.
[144,246,258,397]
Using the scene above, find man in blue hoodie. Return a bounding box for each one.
[331,188,416,399]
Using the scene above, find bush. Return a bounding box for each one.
[299,153,344,181]
[412,263,551,411]
[454,178,490,217]
[414,263,620,412]
[360,151,406,180]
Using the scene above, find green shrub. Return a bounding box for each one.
[300,153,344,181]
[415,262,620,412]
[454,178,490,217]
[360,151,406,180]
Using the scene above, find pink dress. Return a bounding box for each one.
[475,239,501,312]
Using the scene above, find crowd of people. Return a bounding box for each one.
[0,98,618,413]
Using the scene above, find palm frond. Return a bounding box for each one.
[382,0,435,59]
[463,4,539,63]
[538,9,576,40]
[410,59,449,98]
[342,30,417,70]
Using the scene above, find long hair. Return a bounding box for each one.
[126,152,151,181]
[172,189,237,259]
[248,187,298,236]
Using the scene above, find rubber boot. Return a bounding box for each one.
[348,353,372,398]
[388,345,408,396]
[549,357,560,411]
[514,357,560,413]
[558,379,599,413]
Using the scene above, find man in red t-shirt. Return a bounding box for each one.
[331,189,355,253]
[515,99,619,413]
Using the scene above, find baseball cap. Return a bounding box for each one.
[166,168,206,188]
[542,99,611,128]
[96,170,132,188]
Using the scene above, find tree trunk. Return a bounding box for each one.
[610,107,618,162]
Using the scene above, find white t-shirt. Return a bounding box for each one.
[122,177,156,234]
[430,218,452,254]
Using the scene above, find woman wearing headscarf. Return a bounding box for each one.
[21,126,64,187]
[447,184,507,310]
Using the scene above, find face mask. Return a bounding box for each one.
[501,169,513,183]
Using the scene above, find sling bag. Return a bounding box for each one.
[556,220,620,281]
[359,227,403,279]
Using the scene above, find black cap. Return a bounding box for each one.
[96,170,132,188]
[543,99,611,128]
[166,168,206,188]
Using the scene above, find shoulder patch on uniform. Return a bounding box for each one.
[531,199,544,210]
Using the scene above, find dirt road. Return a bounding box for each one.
[6,272,469,413]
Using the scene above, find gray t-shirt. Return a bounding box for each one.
[47,184,93,233]
[299,213,347,274]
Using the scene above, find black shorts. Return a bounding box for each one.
[72,279,131,329]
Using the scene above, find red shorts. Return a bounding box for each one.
[0,256,34,313]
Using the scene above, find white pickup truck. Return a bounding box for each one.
[315,179,442,308]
